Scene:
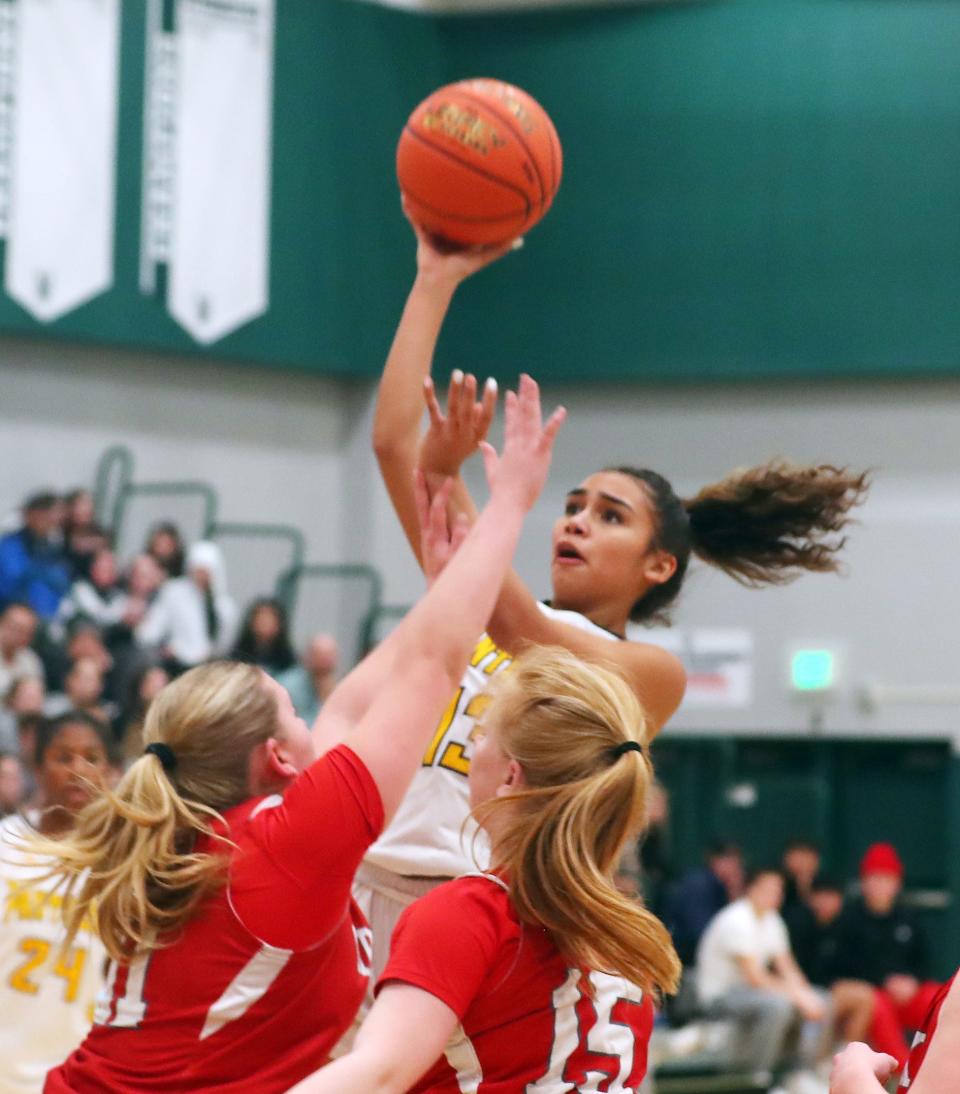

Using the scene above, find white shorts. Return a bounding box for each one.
[332,861,451,1056]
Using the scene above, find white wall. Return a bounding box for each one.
[4,336,960,740]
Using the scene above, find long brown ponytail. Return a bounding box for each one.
[475,646,681,999]
[613,461,870,623]
[29,661,278,962]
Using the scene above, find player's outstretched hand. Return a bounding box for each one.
[403,197,520,290]
[829,1043,898,1094]
[414,471,470,586]
[419,370,498,478]
[481,374,565,513]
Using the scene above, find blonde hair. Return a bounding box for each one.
[475,646,680,999]
[31,661,278,962]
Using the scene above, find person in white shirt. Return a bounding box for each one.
[0,710,111,1093]
[136,541,237,673]
[696,866,831,1084]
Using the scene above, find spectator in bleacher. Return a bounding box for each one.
[696,866,830,1089]
[137,541,237,673]
[61,487,110,579]
[0,492,71,619]
[0,750,24,815]
[834,843,939,1068]
[230,597,298,677]
[637,780,672,917]
[14,712,43,805]
[146,520,186,578]
[0,603,44,699]
[54,547,131,639]
[664,838,744,964]
[117,661,170,763]
[277,633,339,726]
[789,874,883,1052]
[45,657,117,725]
[783,838,822,921]
[0,674,45,753]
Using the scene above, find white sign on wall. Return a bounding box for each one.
[630,626,754,709]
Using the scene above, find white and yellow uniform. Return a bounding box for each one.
[356,603,619,982]
[0,814,105,1094]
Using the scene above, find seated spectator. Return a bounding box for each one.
[53,548,131,640]
[145,521,186,579]
[793,875,880,1052]
[61,488,110,580]
[835,843,940,1068]
[664,838,744,964]
[230,597,298,677]
[0,493,71,619]
[0,675,45,754]
[637,781,672,917]
[0,604,44,699]
[277,633,339,726]
[44,657,116,725]
[696,866,830,1088]
[783,838,822,926]
[126,552,167,606]
[14,712,43,804]
[136,541,237,673]
[0,751,24,815]
[117,662,170,763]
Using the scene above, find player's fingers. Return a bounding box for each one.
[517,373,543,432]
[477,377,498,438]
[458,372,478,429]
[423,377,445,427]
[540,406,567,453]
[480,440,499,487]
[446,369,464,421]
[502,389,519,441]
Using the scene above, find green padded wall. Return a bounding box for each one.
[1,0,959,382]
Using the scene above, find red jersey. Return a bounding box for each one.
[46,745,382,1094]
[899,973,957,1090]
[380,874,654,1093]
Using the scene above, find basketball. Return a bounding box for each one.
[396,78,562,248]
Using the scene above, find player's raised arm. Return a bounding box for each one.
[372,210,514,568]
[351,373,564,821]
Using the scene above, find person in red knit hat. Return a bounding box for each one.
[832,843,943,1069]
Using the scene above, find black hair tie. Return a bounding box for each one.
[610,740,643,760]
[144,742,177,773]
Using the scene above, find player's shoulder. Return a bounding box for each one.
[400,873,515,942]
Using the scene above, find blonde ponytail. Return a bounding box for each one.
[475,647,681,999]
[30,661,278,962]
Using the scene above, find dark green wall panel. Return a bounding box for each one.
[2,1,959,381]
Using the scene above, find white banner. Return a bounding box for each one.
[4,0,120,320]
[158,0,274,344]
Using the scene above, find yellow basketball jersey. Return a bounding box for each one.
[365,604,618,878]
[0,814,105,1094]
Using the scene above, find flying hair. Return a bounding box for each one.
[612,461,871,624]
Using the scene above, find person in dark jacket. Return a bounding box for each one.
[836,843,942,1068]
[664,838,744,965]
[0,493,71,619]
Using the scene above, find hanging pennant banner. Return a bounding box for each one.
[4,0,120,321]
[159,0,275,344]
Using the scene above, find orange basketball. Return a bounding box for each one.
[397,78,562,248]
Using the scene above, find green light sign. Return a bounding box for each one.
[791,649,835,691]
